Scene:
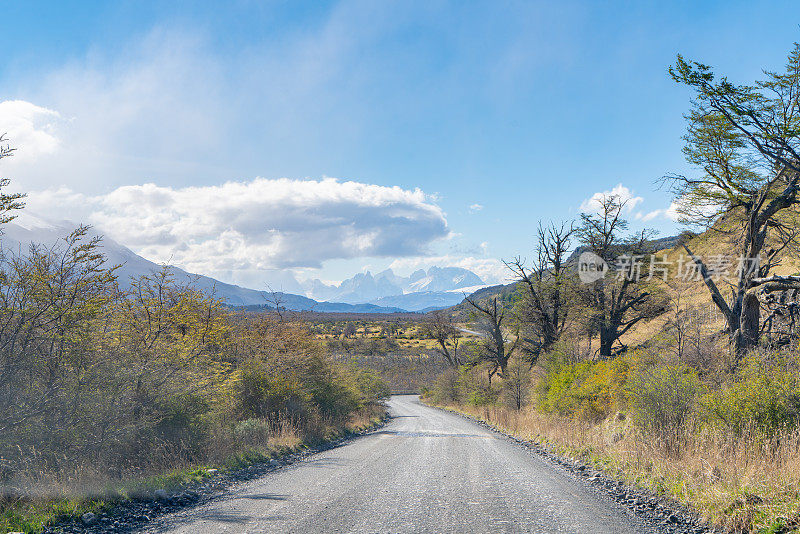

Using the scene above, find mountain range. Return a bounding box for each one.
[0,214,487,313]
[302,267,486,311]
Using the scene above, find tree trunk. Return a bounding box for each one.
[498,355,508,377]
[599,326,615,360]
[735,292,760,357]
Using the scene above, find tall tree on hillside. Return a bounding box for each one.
[578,195,667,359]
[505,221,576,366]
[668,43,800,357]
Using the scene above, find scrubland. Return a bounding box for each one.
[425,341,800,533]
[0,228,389,533]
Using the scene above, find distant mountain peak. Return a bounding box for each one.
[4,213,492,314]
[0,215,405,314]
[409,269,426,281]
[303,265,487,310]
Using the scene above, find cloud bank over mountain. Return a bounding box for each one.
[1,214,487,312]
[23,178,449,277]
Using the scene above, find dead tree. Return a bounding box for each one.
[464,295,518,378]
[506,221,575,366]
[423,309,461,367]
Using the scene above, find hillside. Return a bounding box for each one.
[0,215,406,313]
[440,234,684,323]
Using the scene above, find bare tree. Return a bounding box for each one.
[263,286,286,321]
[506,221,575,365]
[577,195,667,359]
[464,295,518,378]
[668,43,800,358]
[663,278,692,361]
[502,355,531,410]
[423,309,461,367]
[761,287,800,347]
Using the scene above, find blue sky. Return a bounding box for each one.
[2,1,800,290]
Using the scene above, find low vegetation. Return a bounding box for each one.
[0,217,389,531]
[425,347,800,532]
[424,41,800,533]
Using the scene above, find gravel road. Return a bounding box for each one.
[139,395,668,533]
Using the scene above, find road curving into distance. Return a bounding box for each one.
[140,395,665,534]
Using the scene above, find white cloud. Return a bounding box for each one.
[640,209,661,222]
[0,29,321,192]
[26,177,449,272]
[2,21,438,194]
[665,201,681,221]
[0,27,513,288]
[640,202,682,222]
[469,203,483,212]
[0,100,62,164]
[580,183,643,214]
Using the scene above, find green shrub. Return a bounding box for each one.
[458,366,498,406]
[233,418,270,445]
[430,368,461,404]
[154,393,212,448]
[629,363,704,453]
[536,354,633,419]
[705,352,800,436]
[308,371,361,424]
[237,362,312,424]
[537,361,590,415]
[352,368,391,405]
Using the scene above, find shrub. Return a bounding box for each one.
[233,418,270,446]
[352,368,391,405]
[458,365,498,406]
[308,370,361,424]
[153,393,212,454]
[536,354,633,419]
[429,368,461,404]
[629,363,704,454]
[537,361,590,415]
[705,352,800,437]
[237,362,312,425]
[501,356,531,410]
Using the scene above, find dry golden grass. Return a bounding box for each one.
[345,404,387,432]
[440,403,800,533]
[0,404,387,533]
[267,419,303,450]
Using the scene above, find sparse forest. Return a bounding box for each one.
[423,42,800,533]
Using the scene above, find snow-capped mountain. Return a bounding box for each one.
[302,266,486,311]
[0,213,489,313]
[0,214,405,313]
[405,266,484,293]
